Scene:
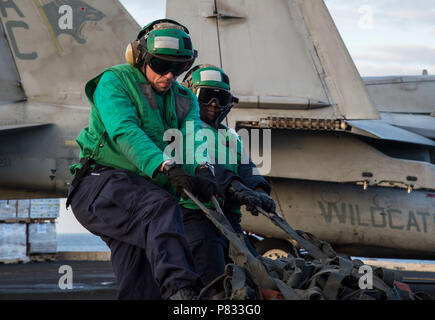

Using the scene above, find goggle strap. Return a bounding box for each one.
[214,105,233,128]
[197,87,234,107]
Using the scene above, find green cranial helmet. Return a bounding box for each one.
[184,64,231,92]
[183,65,239,127]
[125,19,198,73]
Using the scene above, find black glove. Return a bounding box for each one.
[255,188,276,213]
[163,162,196,200]
[214,164,241,199]
[228,181,262,215]
[194,164,218,202]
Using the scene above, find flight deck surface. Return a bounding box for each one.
[1,259,435,300]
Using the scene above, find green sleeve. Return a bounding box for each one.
[179,90,210,175]
[94,71,170,178]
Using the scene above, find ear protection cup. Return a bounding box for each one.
[125,37,148,68]
[125,41,139,67]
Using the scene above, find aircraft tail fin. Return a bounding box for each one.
[0,16,26,104]
[0,0,140,107]
[167,0,380,120]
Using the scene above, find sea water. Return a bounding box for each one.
[57,233,110,252]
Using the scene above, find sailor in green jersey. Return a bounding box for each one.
[66,20,218,300]
[181,65,276,289]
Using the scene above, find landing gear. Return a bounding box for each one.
[255,238,295,260]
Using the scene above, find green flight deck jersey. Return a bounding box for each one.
[179,121,244,214]
[70,64,209,193]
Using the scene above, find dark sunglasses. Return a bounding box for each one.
[197,87,238,108]
[148,57,191,76]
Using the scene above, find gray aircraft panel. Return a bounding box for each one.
[380,113,435,139]
[241,179,435,259]
[347,120,435,147]
[167,0,380,120]
[0,18,25,103]
[215,0,330,102]
[167,0,221,82]
[0,0,139,107]
[364,76,435,114]
[0,156,57,190]
[0,101,89,192]
[264,130,435,191]
[296,0,379,120]
[0,123,51,135]
[168,0,379,121]
[0,0,433,260]
[364,75,435,85]
[0,0,140,198]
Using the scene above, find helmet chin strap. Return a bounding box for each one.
[200,103,231,129]
[212,104,233,129]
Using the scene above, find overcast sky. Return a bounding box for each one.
[57,0,435,233]
[118,0,435,77]
[324,0,435,76]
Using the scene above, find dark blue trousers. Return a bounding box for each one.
[182,207,259,287]
[67,169,202,300]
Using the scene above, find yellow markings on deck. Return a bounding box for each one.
[64,140,78,147]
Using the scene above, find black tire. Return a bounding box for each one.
[255,238,295,260]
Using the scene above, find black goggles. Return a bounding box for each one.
[148,57,191,76]
[197,87,239,109]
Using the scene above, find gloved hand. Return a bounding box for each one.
[255,188,276,213]
[194,164,218,202]
[163,162,196,200]
[228,181,262,215]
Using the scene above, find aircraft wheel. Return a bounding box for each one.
[255,238,294,260]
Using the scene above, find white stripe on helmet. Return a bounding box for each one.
[154,36,180,50]
[200,70,222,82]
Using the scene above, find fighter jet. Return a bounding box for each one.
[0,0,434,259]
[166,0,435,259]
[0,0,139,199]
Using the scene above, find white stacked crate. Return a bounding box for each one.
[0,200,30,221]
[28,222,57,254]
[28,199,60,261]
[0,200,18,220]
[0,201,28,263]
[0,199,59,263]
[17,200,31,219]
[0,223,29,263]
[30,199,60,219]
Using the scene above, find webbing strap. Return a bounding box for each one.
[182,189,429,301]
[71,157,94,188]
[198,273,226,300]
[66,157,95,208]
[184,189,277,291]
[273,278,300,300]
[322,271,348,300]
[256,207,331,260]
[227,264,247,293]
